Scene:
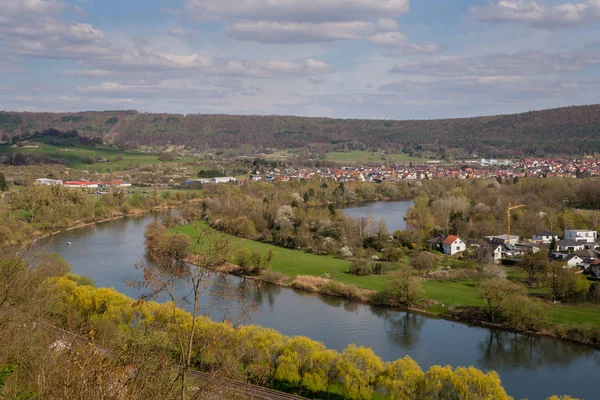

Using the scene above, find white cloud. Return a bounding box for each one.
[227,20,380,43]
[185,0,410,22]
[469,0,600,29]
[224,58,335,78]
[390,48,599,76]
[168,27,198,38]
[367,31,408,47]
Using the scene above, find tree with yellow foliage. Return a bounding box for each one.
[379,356,425,400]
[338,344,385,399]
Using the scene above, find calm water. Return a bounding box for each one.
[341,200,413,232]
[39,212,600,400]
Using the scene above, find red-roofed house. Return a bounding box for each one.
[442,235,466,255]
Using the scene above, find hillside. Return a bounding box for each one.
[1,105,599,158]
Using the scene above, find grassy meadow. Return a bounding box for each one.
[0,137,196,171]
[176,223,600,329]
[325,151,430,164]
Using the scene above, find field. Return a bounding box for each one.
[176,223,600,329]
[325,151,430,164]
[0,138,196,171]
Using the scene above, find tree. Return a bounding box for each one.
[306,349,341,396]
[546,262,590,302]
[386,268,424,308]
[421,365,511,400]
[378,356,424,400]
[131,222,251,400]
[275,336,325,394]
[338,344,384,400]
[0,173,6,192]
[502,295,550,331]
[519,249,548,279]
[412,251,441,274]
[477,279,527,322]
[239,326,285,387]
[549,237,557,253]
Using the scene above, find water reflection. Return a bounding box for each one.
[39,212,600,400]
[479,329,600,370]
[370,307,425,350]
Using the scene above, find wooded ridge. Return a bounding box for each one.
[1,104,599,157]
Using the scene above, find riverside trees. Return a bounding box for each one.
[0,246,581,400]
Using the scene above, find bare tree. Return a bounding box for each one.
[130,222,256,400]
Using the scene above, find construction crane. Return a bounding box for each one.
[507,202,526,245]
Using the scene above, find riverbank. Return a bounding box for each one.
[175,222,600,349]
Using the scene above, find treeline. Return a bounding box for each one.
[3,248,578,400]
[404,177,600,242]
[2,105,600,157]
[5,127,103,147]
[0,184,201,246]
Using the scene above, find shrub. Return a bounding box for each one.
[382,247,405,262]
[349,259,373,276]
[319,281,373,301]
[259,270,289,285]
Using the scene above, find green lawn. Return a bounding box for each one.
[325,151,430,164]
[176,223,600,329]
[422,279,484,309]
[0,137,196,171]
[175,223,390,291]
[552,304,600,327]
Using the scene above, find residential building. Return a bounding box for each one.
[587,259,600,278]
[442,235,466,256]
[480,242,503,264]
[532,231,559,244]
[564,229,597,244]
[563,254,584,268]
[427,236,444,252]
[557,239,586,252]
[483,234,519,246]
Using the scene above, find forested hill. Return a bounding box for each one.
[1,104,599,158]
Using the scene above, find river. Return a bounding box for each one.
[38,206,600,400]
[341,200,413,232]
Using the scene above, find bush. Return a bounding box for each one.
[412,251,441,273]
[349,259,373,276]
[502,295,550,331]
[234,248,271,275]
[382,247,405,262]
[259,270,289,285]
[319,281,370,300]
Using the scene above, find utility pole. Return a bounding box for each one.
[507,202,526,245]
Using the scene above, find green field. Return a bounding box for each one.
[0,137,196,171]
[325,151,430,164]
[176,223,600,329]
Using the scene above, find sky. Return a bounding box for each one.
[0,0,599,119]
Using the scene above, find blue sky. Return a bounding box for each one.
[0,0,599,119]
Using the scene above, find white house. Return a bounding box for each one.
[442,235,466,256]
[564,229,597,244]
[557,239,586,252]
[481,243,503,264]
[563,254,584,268]
[532,231,559,244]
[211,177,238,184]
